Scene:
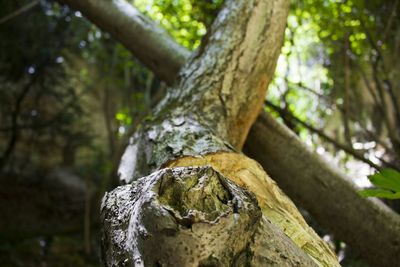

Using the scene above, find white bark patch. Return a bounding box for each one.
[118,140,139,184]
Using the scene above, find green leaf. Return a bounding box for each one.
[368,169,400,192]
[358,169,400,199]
[359,189,400,199]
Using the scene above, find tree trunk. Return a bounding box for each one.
[97,0,339,266]
[58,0,400,265]
[101,166,318,266]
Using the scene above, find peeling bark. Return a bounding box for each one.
[156,0,288,149]
[117,111,338,266]
[166,153,337,266]
[60,0,339,265]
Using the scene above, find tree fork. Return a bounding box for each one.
[100,0,339,265]
[59,0,399,266]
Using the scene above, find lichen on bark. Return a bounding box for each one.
[102,0,340,266]
[101,166,318,266]
[118,111,233,184]
[102,166,262,266]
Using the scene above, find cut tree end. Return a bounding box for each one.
[101,165,322,266]
[165,152,340,267]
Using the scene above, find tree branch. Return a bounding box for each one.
[59,0,190,85]
[57,1,400,266]
[0,77,36,169]
[265,100,388,171]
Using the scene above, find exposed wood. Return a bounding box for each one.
[105,0,341,265]
[101,166,318,266]
[166,153,338,266]
[53,1,400,266]
[154,0,288,149]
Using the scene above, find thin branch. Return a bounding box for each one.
[352,58,381,107]
[265,100,400,171]
[0,0,40,25]
[384,79,400,132]
[343,33,352,145]
[289,81,331,102]
[359,14,400,129]
[0,72,110,133]
[0,91,83,132]
[0,77,36,169]
[382,0,399,43]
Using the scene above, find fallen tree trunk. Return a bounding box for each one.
[244,112,400,267]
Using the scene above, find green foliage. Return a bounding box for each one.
[269,0,400,178]
[133,0,222,49]
[359,169,400,199]
[116,107,133,126]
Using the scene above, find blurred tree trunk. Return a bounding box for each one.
[244,112,400,267]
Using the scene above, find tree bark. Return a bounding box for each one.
[99,0,340,266]
[57,0,400,266]
[101,166,318,266]
[59,0,399,266]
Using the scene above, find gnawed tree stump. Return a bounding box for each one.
[100,0,340,266]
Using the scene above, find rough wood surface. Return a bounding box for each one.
[101,166,318,267]
[62,0,400,266]
[117,112,339,266]
[157,0,288,149]
[167,153,338,266]
[103,0,340,265]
